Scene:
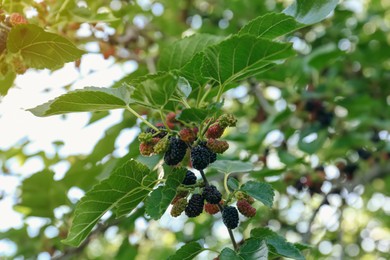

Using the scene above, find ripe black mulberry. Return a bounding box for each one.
[222,206,239,229]
[164,137,187,165]
[185,194,204,217]
[202,185,222,204]
[182,170,197,185]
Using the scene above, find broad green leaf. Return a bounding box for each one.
[62,160,157,247]
[305,43,344,70]
[145,167,186,220]
[220,248,241,260]
[239,239,268,260]
[27,86,131,117]
[0,71,16,96]
[240,181,274,208]
[177,108,209,123]
[177,102,222,123]
[179,52,209,88]
[298,130,328,154]
[130,72,179,109]
[239,13,304,39]
[251,227,305,260]
[201,35,294,85]
[70,7,119,23]
[7,24,84,69]
[168,242,204,260]
[250,168,286,177]
[278,150,303,166]
[227,177,240,191]
[14,170,68,218]
[220,239,268,260]
[283,0,338,24]
[176,77,192,98]
[159,34,223,71]
[210,160,254,174]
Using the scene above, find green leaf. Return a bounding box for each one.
[220,248,242,260]
[7,24,84,69]
[27,86,131,117]
[176,77,192,98]
[220,239,268,260]
[278,150,303,166]
[251,227,305,260]
[177,108,209,123]
[70,7,119,23]
[201,35,294,85]
[250,168,286,177]
[14,170,68,218]
[130,72,179,109]
[283,0,338,24]
[305,43,344,70]
[145,167,187,220]
[240,181,274,208]
[159,34,223,71]
[210,160,254,174]
[239,13,304,39]
[239,239,268,260]
[62,160,157,247]
[298,130,328,154]
[168,242,204,260]
[0,71,16,96]
[179,52,209,88]
[227,177,240,191]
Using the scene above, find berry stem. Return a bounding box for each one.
[126,105,159,132]
[224,173,231,195]
[199,170,238,251]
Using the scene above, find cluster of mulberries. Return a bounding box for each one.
[138,113,235,169]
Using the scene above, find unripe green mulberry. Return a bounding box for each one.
[154,137,169,154]
[218,114,237,128]
[206,139,229,154]
[170,198,188,217]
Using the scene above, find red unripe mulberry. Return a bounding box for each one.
[206,124,225,139]
[237,199,256,218]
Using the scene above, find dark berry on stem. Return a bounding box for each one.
[164,137,187,165]
[222,206,239,229]
[185,194,204,217]
[182,170,197,185]
[146,126,167,138]
[203,185,222,204]
[191,145,211,170]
